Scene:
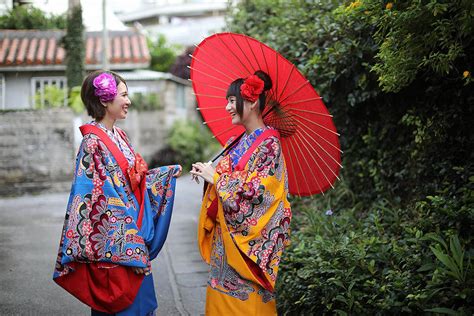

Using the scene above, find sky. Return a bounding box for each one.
[31,0,137,15]
[29,0,228,44]
[31,0,136,30]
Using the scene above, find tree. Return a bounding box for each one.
[0,5,66,29]
[63,3,85,90]
[148,34,180,73]
[170,46,194,79]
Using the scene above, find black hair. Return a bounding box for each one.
[225,70,272,117]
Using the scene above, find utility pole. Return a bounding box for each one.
[102,0,109,70]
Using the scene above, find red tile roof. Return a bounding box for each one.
[0,29,150,70]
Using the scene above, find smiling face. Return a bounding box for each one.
[102,82,130,121]
[225,95,256,126]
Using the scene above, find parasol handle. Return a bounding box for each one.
[210,132,244,163]
[209,105,277,163]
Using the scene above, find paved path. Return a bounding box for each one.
[0,175,207,316]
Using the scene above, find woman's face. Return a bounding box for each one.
[225,95,253,125]
[103,82,130,121]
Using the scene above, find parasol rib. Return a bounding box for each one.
[189,54,235,81]
[245,36,263,71]
[293,131,335,190]
[193,43,242,79]
[295,121,343,168]
[282,97,323,105]
[203,117,229,125]
[282,140,301,197]
[289,108,333,117]
[229,34,258,73]
[193,93,226,99]
[294,129,341,180]
[189,80,227,92]
[292,112,341,136]
[188,66,231,86]
[278,80,311,104]
[287,137,314,195]
[197,106,227,110]
[289,132,327,192]
[293,117,343,154]
[255,43,279,103]
[215,33,252,75]
[276,64,296,102]
[275,51,279,102]
[211,125,240,139]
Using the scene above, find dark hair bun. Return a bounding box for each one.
[254,70,272,91]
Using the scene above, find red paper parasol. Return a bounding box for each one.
[190,32,342,196]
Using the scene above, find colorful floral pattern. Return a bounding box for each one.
[205,131,291,302]
[54,132,179,279]
[208,226,255,300]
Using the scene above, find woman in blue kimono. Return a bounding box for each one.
[53,70,182,316]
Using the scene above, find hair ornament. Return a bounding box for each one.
[93,73,117,103]
[240,75,264,102]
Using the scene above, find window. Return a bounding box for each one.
[0,74,4,110]
[31,76,67,108]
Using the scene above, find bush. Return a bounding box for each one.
[34,85,66,109]
[228,0,474,314]
[130,93,163,111]
[148,120,221,171]
[276,178,473,315]
[0,5,66,29]
[148,34,181,73]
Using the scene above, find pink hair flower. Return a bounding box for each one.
[93,73,117,102]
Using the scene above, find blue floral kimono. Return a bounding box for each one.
[53,124,180,315]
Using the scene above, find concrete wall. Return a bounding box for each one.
[0,108,75,196]
[0,104,200,196]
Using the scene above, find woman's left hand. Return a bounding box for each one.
[173,165,183,178]
[190,162,215,184]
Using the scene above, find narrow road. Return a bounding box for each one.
[0,175,207,316]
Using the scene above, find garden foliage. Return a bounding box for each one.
[228,0,473,314]
[0,5,66,29]
[63,4,85,90]
[149,120,221,171]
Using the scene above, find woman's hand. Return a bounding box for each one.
[173,165,183,178]
[190,162,216,184]
[132,266,151,275]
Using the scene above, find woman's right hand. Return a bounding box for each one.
[132,267,150,275]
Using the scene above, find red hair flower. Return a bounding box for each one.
[240,75,264,102]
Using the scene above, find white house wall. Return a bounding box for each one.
[3,72,31,109]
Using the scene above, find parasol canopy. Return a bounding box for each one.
[190,32,342,196]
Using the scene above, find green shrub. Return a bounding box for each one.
[228,0,474,314]
[34,85,66,109]
[148,34,181,73]
[149,120,221,171]
[276,178,473,315]
[130,93,163,111]
[0,5,66,29]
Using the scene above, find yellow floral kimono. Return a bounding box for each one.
[198,128,292,315]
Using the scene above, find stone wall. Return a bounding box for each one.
[0,107,196,196]
[0,108,75,196]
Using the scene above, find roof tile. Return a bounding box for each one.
[0,29,151,69]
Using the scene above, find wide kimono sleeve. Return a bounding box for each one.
[54,134,150,279]
[199,135,292,292]
[141,165,180,260]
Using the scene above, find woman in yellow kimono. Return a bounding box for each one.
[191,70,292,315]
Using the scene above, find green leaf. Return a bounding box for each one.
[424,307,459,315]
